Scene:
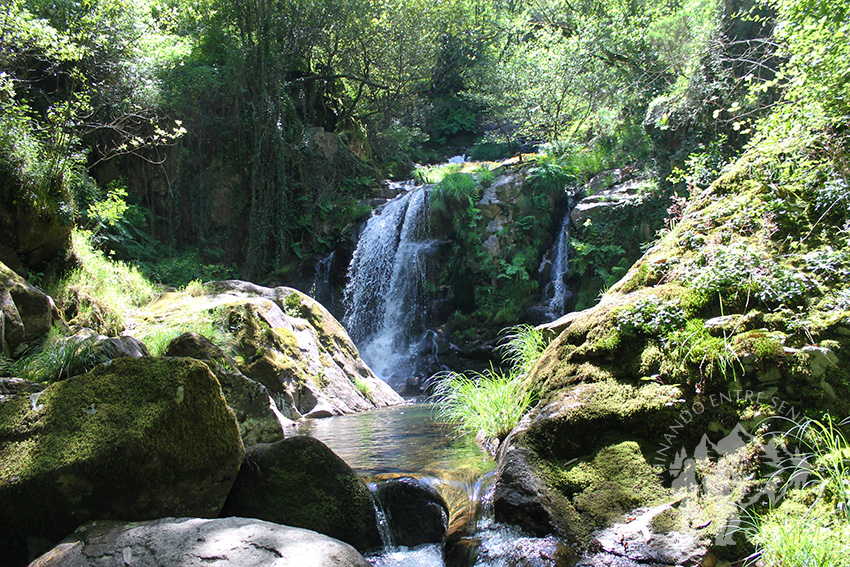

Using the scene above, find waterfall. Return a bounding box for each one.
[310,251,336,314]
[343,187,434,390]
[540,212,572,321]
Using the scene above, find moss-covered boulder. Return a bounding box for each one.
[0,357,244,566]
[165,332,291,445]
[1,261,61,357]
[136,280,403,420]
[493,137,850,560]
[221,436,383,553]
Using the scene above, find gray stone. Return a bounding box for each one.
[570,179,652,229]
[139,282,403,420]
[29,517,371,567]
[800,345,838,379]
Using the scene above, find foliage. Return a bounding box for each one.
[50,229,157,335]
[746,416,850,566]
[429,172,479,214]
[498,324,549,378]
[430,367,537,441]
[615,296,688,336]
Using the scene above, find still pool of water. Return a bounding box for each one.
[292,401,495,480]
[293,402,574,567]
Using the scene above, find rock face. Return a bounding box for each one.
[1,261,61,357]
[373,477,449,547]
[221,436,383,553]
[165,332,290,445]
[0,357,244,566]
[30,517,371,567]
[137,281,403,420]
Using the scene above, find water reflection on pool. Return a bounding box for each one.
[291,401,495,482]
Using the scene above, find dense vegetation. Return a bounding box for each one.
[2,0,849,562]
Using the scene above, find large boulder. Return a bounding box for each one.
[221,436,383,553]
[373,477,449,547]
[136,281,403,419]
[30,517,371,567]
[0,357,245,566]
[165,332,291,445]
[1,261,61,357]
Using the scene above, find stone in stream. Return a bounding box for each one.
[372,476,449,547]
[0,357,245,566]
[29,517,371,567]
[221,436,383,553]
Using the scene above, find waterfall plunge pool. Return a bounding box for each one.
[293,402,575,567]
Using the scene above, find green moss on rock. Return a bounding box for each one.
[0,357,244,565]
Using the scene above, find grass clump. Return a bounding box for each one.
[431,324,549,441]
[51,229,158,335]
[135,311,232,357]
[431,368,537,441]
[5,327,114,383]
[745,415,850,566]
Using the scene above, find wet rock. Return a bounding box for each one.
[221,436,383,553]
[30,517,371,567]
[578,504,706,567]
[165,332,290,444]
[373,477,449,547]
[0,358,244,566]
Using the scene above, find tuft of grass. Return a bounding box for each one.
[745,415,850,566]
[498,324,548,378]
[746,504,850,567]
[51,229,158,335]
[353,375,373,401]
[430,368,537,441]
[9,327,114,383]
[182,279,207,297]
[135,315,232,357]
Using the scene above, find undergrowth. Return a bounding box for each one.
[50,229,158,335]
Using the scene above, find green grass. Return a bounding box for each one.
[135,316,232,357]
[6,327,114,383]
[745,415,850,566]
[430,368,537,441]
[50,229,158,335]
[746,505,850,567]
[498,324,548,377]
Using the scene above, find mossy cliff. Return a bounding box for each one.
[494,135,850,559]
[0,357,244,564]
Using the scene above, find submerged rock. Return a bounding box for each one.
[221,436,383,553]
[30,517,371,567]
[0,357,244,566]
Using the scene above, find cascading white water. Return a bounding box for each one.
[343,187,433,390]
[540,212,572,321]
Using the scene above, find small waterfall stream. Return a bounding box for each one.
[343,186,436,390]
[543,212,572,321]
